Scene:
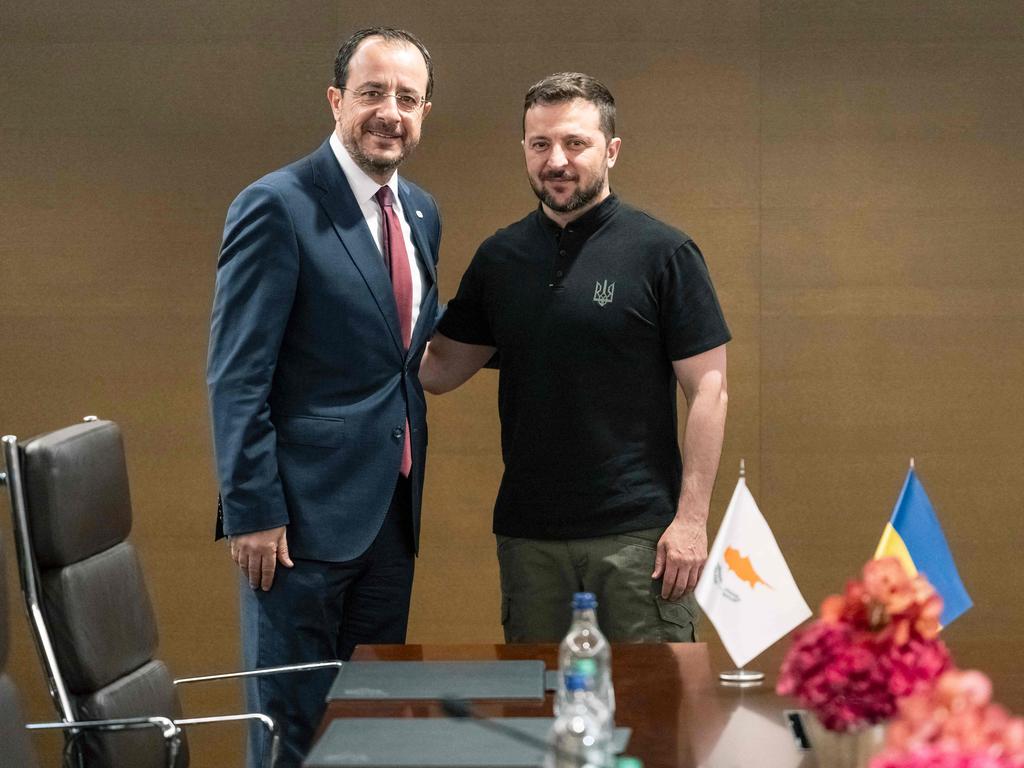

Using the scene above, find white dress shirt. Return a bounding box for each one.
[329,131,426,335]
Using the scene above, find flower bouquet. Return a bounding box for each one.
[871,668,1024,768]
[777,557,953,766]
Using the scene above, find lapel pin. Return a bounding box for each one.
[415,210,424,218]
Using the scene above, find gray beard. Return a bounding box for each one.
[344,134,415,177]
[530,173,605,213]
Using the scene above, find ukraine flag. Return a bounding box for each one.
[874,466,972,626]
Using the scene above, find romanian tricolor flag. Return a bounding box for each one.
[874,467,972,626]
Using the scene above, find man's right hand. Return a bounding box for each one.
[229,526,294,591]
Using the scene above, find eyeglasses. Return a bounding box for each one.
[340,87,426,112]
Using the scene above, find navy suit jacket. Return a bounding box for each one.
[207,139,440,561]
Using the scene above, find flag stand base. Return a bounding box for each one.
[719,669,765,686]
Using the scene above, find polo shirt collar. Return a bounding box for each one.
[538,193,620,238]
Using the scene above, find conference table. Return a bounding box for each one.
[312,637,1023,767]
[313,641,810,767]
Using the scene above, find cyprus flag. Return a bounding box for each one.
[695,476,811,668]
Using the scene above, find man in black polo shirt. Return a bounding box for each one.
[420,72,730,642]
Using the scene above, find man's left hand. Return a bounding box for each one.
[652,518,708,601]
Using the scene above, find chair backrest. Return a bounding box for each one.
[0,525,41,768]
[4,420,188,768]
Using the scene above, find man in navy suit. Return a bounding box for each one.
[207,27,440,767]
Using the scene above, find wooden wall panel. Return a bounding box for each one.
[1,2,1021,764]
[759,0,1024,656]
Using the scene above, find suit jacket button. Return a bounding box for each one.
[392,427,404,439]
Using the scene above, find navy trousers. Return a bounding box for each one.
[240,477,414,767]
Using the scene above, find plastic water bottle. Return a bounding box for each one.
[546,673,611,768]
[557,592,615,722]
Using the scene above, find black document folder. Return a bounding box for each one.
[303,717,632,767]
[326,660,547,701]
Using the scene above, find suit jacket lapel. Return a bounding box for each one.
[398,180,437,287]
[310,141,403,354]
[398,180,437,355]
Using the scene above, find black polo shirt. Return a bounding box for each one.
[437,195,731,539]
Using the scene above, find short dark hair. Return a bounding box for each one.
[334,27,434,100]
[523,72,616,140]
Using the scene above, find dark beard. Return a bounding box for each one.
[530,172,605,213]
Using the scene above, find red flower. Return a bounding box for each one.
[777,558,952,732]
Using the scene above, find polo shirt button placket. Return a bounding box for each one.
[551,244,568,289]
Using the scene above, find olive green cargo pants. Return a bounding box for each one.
[496,526,700,643]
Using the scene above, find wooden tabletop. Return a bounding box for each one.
[317,637,1024,767]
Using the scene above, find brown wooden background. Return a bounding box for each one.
[2,2,1022,763]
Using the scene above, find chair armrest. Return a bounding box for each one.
[170,660,341,767]
[173,659,343,686]
[27,715,182,768]
[175,713,279,768]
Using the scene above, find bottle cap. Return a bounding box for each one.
[572,592,597,610]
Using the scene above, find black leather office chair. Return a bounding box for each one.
[1,418,341,768]
[0,508,183,767]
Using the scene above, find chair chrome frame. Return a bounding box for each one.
[1,433,75,721]
[28,716,183,768]
[2,419,346,768]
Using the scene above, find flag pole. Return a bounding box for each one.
[719,458,766,686]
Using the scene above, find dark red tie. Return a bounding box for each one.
[375,186,413,477]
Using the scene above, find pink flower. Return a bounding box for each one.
[871,670,1024,768]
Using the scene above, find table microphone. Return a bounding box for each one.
[440,697,615,768]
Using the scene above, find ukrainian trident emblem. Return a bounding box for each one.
[593,280,615,307]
